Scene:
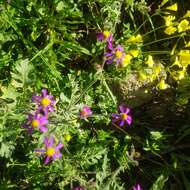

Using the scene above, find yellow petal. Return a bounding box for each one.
[129,50,139,57]
[121,54,132,67]
[165,3,177,11]
[164,26,177,35]
[146,55,154,67]
[127,34,143,44]
[178,19,189,33]
[163,15,175,26]
[184,10,190,18]
[178,50,190,67]
[157,79,168,90]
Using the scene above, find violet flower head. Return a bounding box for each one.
[133,183,142,190]
[24,113,48,133]
[32,89,55,115]
[114,45,125,65]
[80,105,92,119]
[35,136,63,165]
[104,45,125,65]
[112,105,132,127]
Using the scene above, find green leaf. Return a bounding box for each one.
[150,174,168,190]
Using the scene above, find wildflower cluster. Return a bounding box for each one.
[159,1,190,35]
[97,31,142,67]
[23,89,63,164]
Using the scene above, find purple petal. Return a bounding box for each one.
[44,137,49,147]
[111,113,120,118]
[49,136,54,147]
[119,120,125,127]
[34,149,46,153]
[41,89,48,97]
[39,116,48,126]
[126,115,132,125]
[116,45,123,52]
[97,32,104,41]
[119,105,130,114]
[44,156,51,165]
[55,143,63,151]
[55,152,62,159]
[39,126,48,133]
[32,95,41,102]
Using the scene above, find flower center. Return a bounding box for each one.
[103,31,110,39]
[31,120,39,128]
[46,147,55,157]
[81,110,87,117]
[115,50,122,58]
[121,113,128,120]
[41,97,51,107]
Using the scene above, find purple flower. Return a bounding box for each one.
[35,136,63,165]
[112,105,132,127]
[105,45,125,65]
[133,183,142,190]
[32,89,55,115]
[80,105,92,119]
[23,113,48,133]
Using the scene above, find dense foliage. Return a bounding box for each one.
[0,0,190,189]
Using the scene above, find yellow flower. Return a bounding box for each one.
[164,26,177,35]
[184,10,190,18]
[121,54,132,67]
[178,50,190,67]
[129,50,139,57]
[165,3,177,11]
[127,34,143,44]
[146,55,154,67]
[163,15,175,26]
[64,134,72,142]
[157,79,168,90]
[178,19,190,33]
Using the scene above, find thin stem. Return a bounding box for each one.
[142,34,182,47]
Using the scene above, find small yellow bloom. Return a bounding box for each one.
[146,55,154,67]
[127,34,143,44]
[103,31,110,39]
[157,79,168,90]
[164,26,177,35]
[178,19,189,33]
[165,3,177,11]
[129,50,139,57]
[163,15,175,26]
[178,50,190,67]
[121,54,132,67]
[64,134,72,142]
[184,10,190,18]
